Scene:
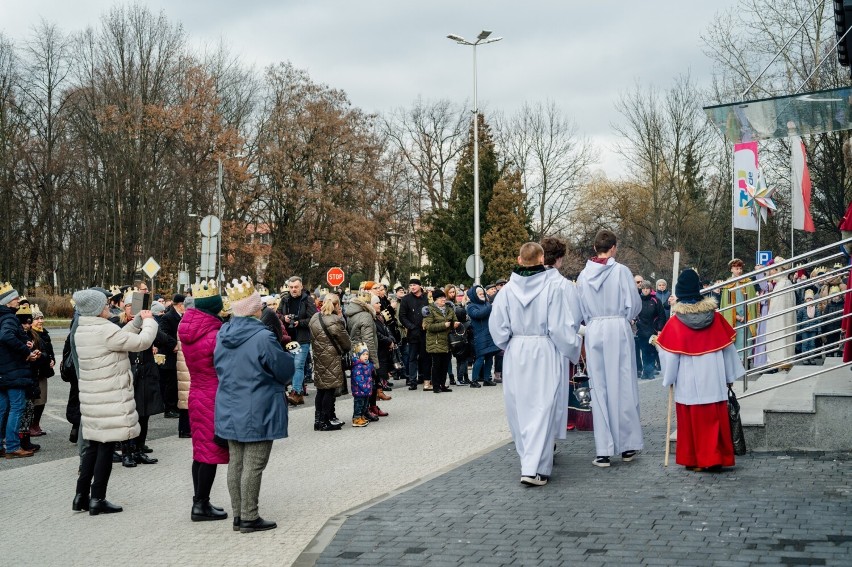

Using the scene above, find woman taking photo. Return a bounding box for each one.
[309,293,350,431]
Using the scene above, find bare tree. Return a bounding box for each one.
[498,100,594,238]
[381,97,467,211]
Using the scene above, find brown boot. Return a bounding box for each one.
[377,388,392,401]
[287,392,304,406]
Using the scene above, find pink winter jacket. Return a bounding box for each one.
[179,308,229,465]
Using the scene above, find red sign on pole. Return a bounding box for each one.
[326,267,345,287]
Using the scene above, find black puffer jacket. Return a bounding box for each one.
[0,305,34,390]
[309,313,351,390]
[636,293,665,339]
[399,292,429,340]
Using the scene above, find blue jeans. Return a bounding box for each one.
[639,338,656,379]
[0,388,26,452]
[472,354,494,383]
[291,343,311,394]
[353,397,368,418]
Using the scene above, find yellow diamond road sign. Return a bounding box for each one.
[142,257,161,278]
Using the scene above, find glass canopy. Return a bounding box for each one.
[704,86,852,143]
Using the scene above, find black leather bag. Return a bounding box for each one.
[448,327,468,357]
[728,389,747,456]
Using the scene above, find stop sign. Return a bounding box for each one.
[326,267,345,287]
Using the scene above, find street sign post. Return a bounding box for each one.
[142,257,161,295]
[465,254,485,280]
[756,250,773,266]
[326,267,345,288]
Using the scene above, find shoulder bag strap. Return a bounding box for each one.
[318,315,344,356]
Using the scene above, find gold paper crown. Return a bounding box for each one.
[220,296,232,316]
[256,284,269,296]
[225,276,256,302]
[354,342,368,355]
[191,279,219,299]
[16,303,32,316]
[109,285,122,297]
[0,282,12,297]
[18,295,28,304]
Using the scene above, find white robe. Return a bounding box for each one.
[765,277,796,367]
[576,258,644,457]
[659,345,745,405]
[489,269,582,477]
[545,268,584,441]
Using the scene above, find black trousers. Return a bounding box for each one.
[430,352,451,390]
[314,388,336,419]
[76,440,115,499]
[178,409,191,435]
[192,460,218,500]
[407,334,430,385]
[159,368,178,410]
[124,415,150,453]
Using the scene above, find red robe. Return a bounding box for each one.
[839,202,852,363]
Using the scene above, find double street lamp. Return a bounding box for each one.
[446,30,502,285]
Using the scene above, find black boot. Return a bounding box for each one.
[20,434,40,452]
[133,452,158,464]
[191,497,228,521]
[72,493,89,511]
[239,517,277,533]
[121,443,136,468]
[319,413,343,431]
[313,409,323,431]
[89,498,123,515]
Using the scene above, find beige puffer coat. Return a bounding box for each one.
[74,315,158,443]
[176,342,190,410]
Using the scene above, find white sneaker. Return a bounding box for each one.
[520,474,549,486]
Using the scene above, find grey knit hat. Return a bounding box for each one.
[0,286,19,306]
[73,289,108,317]
[151,302,166,315]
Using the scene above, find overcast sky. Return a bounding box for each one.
[1,0,739,176]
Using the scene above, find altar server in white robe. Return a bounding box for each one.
[764,257,796,370]
[541,236,584,442]
[489,242,582,487]
[576,229,644,468]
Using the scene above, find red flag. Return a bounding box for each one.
[791,136,815,232]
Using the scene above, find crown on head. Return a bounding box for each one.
[220,296,232,315]
[256,284,269,296]
[18,295,28,304]
[0,282,12,297]
[109,285,122,297]
[16,303,32,316]
[225,276,256,302]
[191,279,219,299]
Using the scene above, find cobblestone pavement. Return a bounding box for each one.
[0,374,511,567]
[313,379,852,567]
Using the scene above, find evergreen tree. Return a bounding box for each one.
[482,170,530,282]
[422,114,501,285]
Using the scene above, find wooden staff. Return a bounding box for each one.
[664,385,673,467]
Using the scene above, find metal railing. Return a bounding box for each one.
[702,237,852,395]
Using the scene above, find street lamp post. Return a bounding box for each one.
[447,30,502,285]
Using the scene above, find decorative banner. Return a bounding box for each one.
[744,168,777,224]
[790,136,815,232]
[733,142,760,231]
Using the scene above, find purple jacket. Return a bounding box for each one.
[351,358,374,398]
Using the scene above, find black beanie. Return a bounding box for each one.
[431,288,445,301]
[675,268,702,302]
[172,293,186,304]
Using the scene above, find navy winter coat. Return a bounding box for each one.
[0,305,34,390]
[214,316,295,442]
[465,286,501,358]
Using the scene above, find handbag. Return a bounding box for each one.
[728,389,747,456]
[318,314,352,372]
[448,326,468,356]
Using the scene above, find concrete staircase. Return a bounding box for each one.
[670,357,852,452]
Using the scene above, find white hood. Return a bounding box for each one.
[504,270,549,308]
[582,258,617,291]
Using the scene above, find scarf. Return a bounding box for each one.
[513,265,547,277]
